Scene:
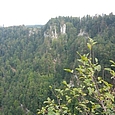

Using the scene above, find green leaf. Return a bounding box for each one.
[110,60,115,67]
[55,89,61,92]
[81,55,88,61]
[110,60,115,64]
[87,43,91,50]
[48,107,55,115]
[64,69,73,73]
[97,77,102,81]
[68,99,72,103]
[104,68,112,71]
[63,81,67,85]
[55,113,60,115]
[105,93,114,102]
[102,80,110,87]
[49,85,52,89]
[92,42,97,45]
[95,65,101,72]
[95,58,98,63]
[88,87,94,95]
[92,104,101,109]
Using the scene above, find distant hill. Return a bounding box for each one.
[26,24,44,28]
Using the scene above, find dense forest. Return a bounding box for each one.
[1,13,115,114]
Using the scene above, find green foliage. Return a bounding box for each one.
[38,38,115,115]
[1,13,115,114]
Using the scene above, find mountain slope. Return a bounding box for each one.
[1,13,115,114]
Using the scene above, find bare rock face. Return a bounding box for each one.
[44,25,58,39]
[60,24,66,34]
[43,18,67,39]
[78,29,89,38]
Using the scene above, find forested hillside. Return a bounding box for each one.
[1,13,115,115]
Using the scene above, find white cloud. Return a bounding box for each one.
[0,0,115,26]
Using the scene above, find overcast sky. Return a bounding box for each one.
[0,0,115,27]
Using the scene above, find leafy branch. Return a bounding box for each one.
[38,38,115,115]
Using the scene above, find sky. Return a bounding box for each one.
[0,0,115,27]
